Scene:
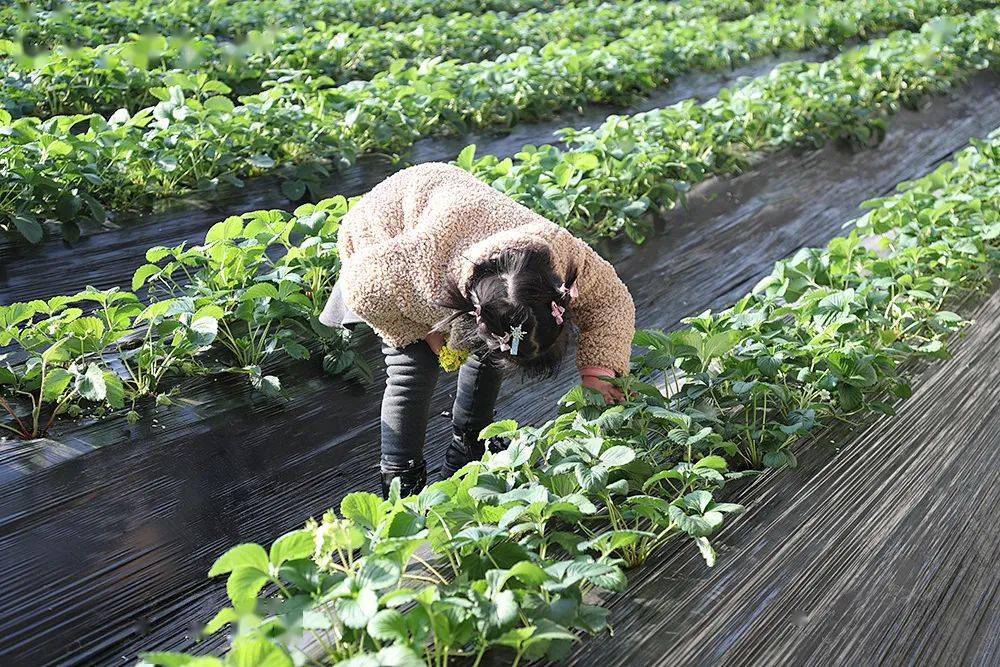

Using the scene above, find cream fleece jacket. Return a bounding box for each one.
[337,162,636,375]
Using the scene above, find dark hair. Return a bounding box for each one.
[436,248,578,377]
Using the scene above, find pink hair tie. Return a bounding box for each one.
[550,301,565,325]
[559,282,579,301]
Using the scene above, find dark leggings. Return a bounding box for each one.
[380,342,503,472]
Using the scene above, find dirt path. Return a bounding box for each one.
[0,73,998,664]
[561,288,1000,667]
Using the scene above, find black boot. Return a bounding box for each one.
[440,426,509,479]
[379,458,426,499]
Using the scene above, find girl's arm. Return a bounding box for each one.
[561,233,635,401]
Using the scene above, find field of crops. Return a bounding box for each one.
[1,0,999,665]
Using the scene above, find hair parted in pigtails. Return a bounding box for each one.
[436,248,579,377]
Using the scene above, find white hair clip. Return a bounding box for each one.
[509,324,525,356]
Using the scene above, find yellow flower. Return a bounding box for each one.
[438,345,470,372]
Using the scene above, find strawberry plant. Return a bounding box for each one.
[132,199,346,382]
[0,288,136,438]
[0,196,355,437]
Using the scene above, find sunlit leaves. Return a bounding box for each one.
[209,544,269,577]
[268,530,314,568]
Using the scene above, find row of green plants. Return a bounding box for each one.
[0,0,764,118]
[1,13,996,439]
[2,0,992,245]
[475,7,1000,242]
[0,0,573,49]
[138,130,1000,667]
[0,198,365,439]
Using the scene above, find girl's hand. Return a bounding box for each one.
[425,331,446,355]
[581,370,625,404]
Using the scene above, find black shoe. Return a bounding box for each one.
[379,459,426,499]
[440,426,509,479]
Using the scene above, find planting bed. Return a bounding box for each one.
[1,73,997,663]
[561,286,1000,666]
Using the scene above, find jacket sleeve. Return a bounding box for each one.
[339,231,437,348]
[558,232,636,376]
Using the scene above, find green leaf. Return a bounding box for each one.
[186,316,218,347]
[201,607,238,636]
[762,450,791,469]
[145,246,171,263]
[248,154,276,169]
[77,363,107,402]
[357,558,400,591]
[367,608,408,642]
[337,588,379,629]
[340,492,385,531]
[599,445,635,467]
[488,589,519,629]
[243,283,279,300]
[684,490,713,513]
[203,95,235,113]
[282,340,310,360]
[701,331,739,361]
[41,367,73,402]
[456,144,477,170]
[508,560,548,586]
[257,375,281,396]
[104,372,125,409]
[226,567,269,608]
[205,217,244,243]
[343,646,423,667]
[836,384,864,412]
[208,543,268,577]
[132,264,161,291]
[228,636,293,667]
[139,652,223,667]
[136,299,174,323]
[42,339,71,364]
[494,627,535,649]
[575,464,608,493]
[479,419,518,440]
[281,180,307,201]
[694,455,728,470]
[695,536,717,566]
[13,215,43,243]
[621,200,648,218]
[565,152,599,171]
[268,529,314,568]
